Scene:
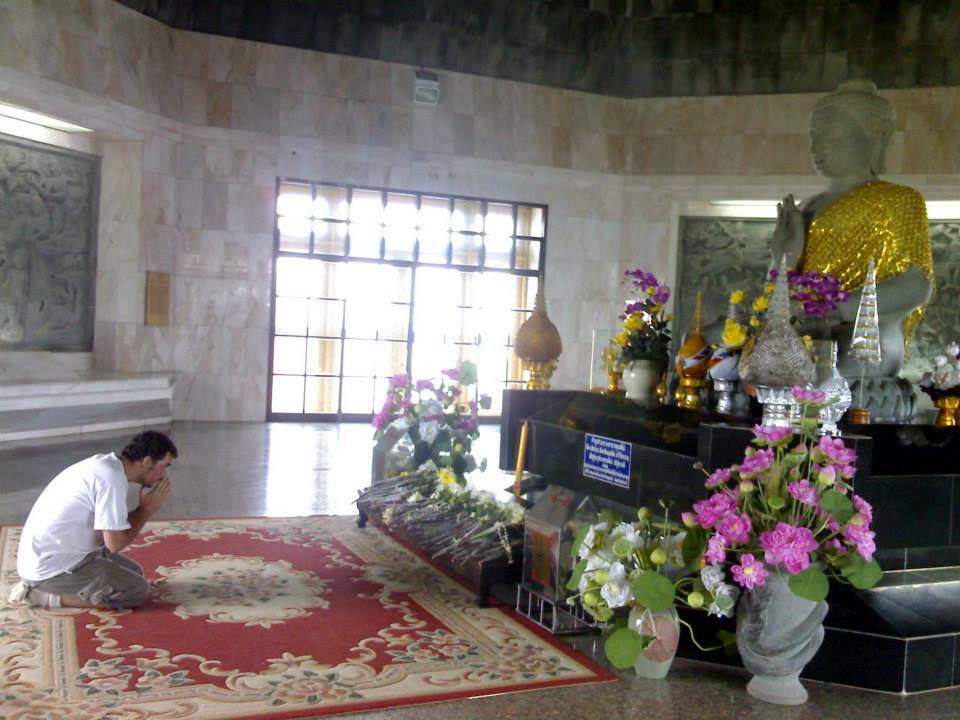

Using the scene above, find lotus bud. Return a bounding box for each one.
[818,465,836,486]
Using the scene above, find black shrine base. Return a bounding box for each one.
[501,389,960,694]
[355,501,521,608]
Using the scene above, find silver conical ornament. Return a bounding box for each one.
[848,257,882,366]
[739,259,816,388]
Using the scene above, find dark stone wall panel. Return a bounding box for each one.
[0,134,99,352]
[114,0,960,97]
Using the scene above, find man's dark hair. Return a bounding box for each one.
[121,430,178,462]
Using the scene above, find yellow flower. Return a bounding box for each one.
[645,286,656,295]
[729,290,745,304]
[752,295,770,313]
[801,335,813,351]
[749,316,761,328]
[438,468,457,486]
[721,319,748,348]
[764,283,776,295]
[623,313,644,331]
[614,331,629,347]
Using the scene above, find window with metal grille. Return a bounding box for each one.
[269,179,547,420]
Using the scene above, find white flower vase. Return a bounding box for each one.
[621,360,662,403]
[735,567,828,705]
[627,606,680,679]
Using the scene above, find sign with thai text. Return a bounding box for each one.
[582,434,631,488]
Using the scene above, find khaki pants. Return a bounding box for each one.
[24,548,150,609]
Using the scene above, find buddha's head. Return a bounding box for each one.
[810,80,895,180]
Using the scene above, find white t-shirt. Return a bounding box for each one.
[17,453,132,582]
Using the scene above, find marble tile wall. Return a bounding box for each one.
[2,0,959,421]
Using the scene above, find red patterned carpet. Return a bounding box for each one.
[1,516,614,718]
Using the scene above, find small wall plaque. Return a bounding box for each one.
[145,272,170,326]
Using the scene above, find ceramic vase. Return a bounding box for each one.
[627,606,680,679]
[622,360,662,403]
[736,566,828,705]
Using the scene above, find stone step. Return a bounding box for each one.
[0,372,174,442]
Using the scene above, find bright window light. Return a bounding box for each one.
[0,102,92,132]
[926,201,960,220]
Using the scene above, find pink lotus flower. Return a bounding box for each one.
[693,489,740,529]
[738,448,774,477]
[706,534,727,564]
[814,435,857,465]
[787,479,820,507]
[843,522,876,562]
[852,495,873,524]
[751,425,794,445]
[826,538,848,555]
[792,386,827,404]
[718,513,753,546]
[759,522,819,574]
[706,467,732,488]
[731,553,768,590]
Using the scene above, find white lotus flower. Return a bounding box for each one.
[578,523,609,558]
[700,564,726,594]
[419,419,440,444]
[600,579,633,609]
[609,522,642,548]
[707,600,734,618]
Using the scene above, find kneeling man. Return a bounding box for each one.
[9,430,177,610]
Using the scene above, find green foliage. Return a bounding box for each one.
[788,566,830,602]
[604,627,653,669]
[630,570,676,612]
[681,526,708,568]
[820,490,854,524]
[838,553,883,589]
[565,558,587,592]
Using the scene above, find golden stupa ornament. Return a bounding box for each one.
[675,291,711,409]
[513,280,562,390]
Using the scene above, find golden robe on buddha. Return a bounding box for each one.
[800,180,934,350]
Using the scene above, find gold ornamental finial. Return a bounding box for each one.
[676,290,710,408]
[692,290,704,336]
[514,280,562,390]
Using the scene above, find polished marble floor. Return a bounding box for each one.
[2,421,959,719]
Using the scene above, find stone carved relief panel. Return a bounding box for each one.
[0,134,99,351]
[674,216,960,379]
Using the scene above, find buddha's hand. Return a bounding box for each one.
[772,194,804,267]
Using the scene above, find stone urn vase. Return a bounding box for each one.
[735,567,828,705]
[621,359,662,403]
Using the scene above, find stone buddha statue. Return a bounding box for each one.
[772,80,934,420]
